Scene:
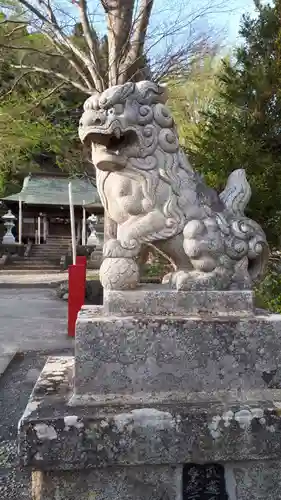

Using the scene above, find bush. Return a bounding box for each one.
[254,256,281,313]
[142,249,173,279]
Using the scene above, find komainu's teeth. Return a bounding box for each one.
[114,128,121,139]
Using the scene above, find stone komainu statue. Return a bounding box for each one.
[79,81,269,290]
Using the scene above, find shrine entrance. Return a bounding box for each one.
[48,216,71,237]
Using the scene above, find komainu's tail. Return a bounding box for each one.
[219,169,251,215]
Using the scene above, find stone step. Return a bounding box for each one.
[32,247,69,252]
[9,265,59,270]
[32,247,70,252]
[31,250,64,254]
[32,250,69,254]
[27,258,60,263]
[33,244,70,248]
[32,255,67,258]
[46,239,72,243]
[13,261,60,266]
[9,261,59,268]
[0,268,63,274]
[31,255,63,260]
[30,253,60,257]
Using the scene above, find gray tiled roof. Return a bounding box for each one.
[2,175,101,207]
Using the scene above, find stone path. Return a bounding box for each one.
[0,288,73,352]
[0,270,99,286]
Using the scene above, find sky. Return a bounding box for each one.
[56,0,259,49]
[144,0,260,61]
[217,0,257,44]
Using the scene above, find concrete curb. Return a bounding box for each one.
[0,350,17,377]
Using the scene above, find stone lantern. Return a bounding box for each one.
[87,214,101,247]
[87,214,103,268]
[2,209,16,244]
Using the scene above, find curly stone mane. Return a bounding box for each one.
[93,81,201,242]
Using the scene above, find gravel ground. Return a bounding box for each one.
[0,351,72,499]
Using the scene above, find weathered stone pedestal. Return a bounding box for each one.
[18,287,281,499]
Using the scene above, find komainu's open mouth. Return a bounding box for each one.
[88,130,137,156]
[86,129,138,171]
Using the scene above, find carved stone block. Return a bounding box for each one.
[74,306,281,399]
[30,467,182,500]
[103,286,254,317]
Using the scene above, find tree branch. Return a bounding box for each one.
[7,63,92,93]
[0,42,61,58]
[101,0,135,85]
[76,0,104,91]
[2,22,27,38]
[40,0,102,90]
[24,82,65,113]
[17,0,101,90]
[0,70,32,99]
[44,32,95,91]
[125,0,154,71]
[0,19,27,25]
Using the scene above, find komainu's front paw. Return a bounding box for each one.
[162,269,232,291]
[103,239,141,258]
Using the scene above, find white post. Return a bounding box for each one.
[68,182,76,265]
[43,215,47,242]
[37,215,41,245]
[77,219,81,244]
[82,200,86,246]
[18,197,22,245]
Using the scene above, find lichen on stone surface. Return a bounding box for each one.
[113,408,181,432]
[208,407,267,439]
[64,416,84,430]
[34,423,57,440]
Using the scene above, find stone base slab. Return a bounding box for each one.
[31,466,182,500]
[75,309,281,396]
[18,356,281,470]
[30,461,281,500]
[103,287,254,316]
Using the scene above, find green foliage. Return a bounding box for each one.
[255,258,281,313]
[168,56,221,147]
[142,250,173,278]
[0,10,89,196]
[0,88,86,195]
[143,262,165,278]
[187,0,281,246]
[0,4,150,196]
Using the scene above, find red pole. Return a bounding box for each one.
[76,255,87,281]
[68,261,86,337]
[76,255,87,266]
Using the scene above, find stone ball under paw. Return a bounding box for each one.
[100,257,139,290]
